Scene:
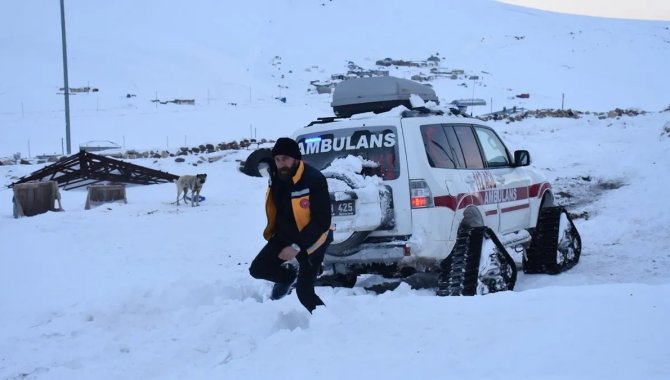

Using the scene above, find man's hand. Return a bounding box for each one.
[278,245,299,261]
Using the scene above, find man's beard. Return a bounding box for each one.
[277,161,298,181]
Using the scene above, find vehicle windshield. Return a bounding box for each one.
[296,126,400,180]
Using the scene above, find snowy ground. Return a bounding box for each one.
[1,0,670,379]
[1,111,669,380]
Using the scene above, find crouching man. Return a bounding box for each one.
[249,137,333,313]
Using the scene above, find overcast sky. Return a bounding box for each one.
[497,0,670,20]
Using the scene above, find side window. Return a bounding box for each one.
[474,127,510,168]
[453,126,484,169]
[444,126,466,168]
[420,125,456,169]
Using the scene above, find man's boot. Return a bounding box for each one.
[271,265,297,300]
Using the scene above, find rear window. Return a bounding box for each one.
[421,124,464,169]
[454,126,485,169]
[296,126,400,180]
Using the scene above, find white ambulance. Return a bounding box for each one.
[245,76,581,295]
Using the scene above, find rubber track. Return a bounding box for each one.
[524,206,581,274]
[437,226,485,296]
[479,228,517,293]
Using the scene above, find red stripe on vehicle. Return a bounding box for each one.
[433,194,458,210]
[501,204,530,213]
[434,193,485,211]
[529,182,551,198]
[434,182,547,211]
[516,187,530,199]
[485,209,498,216]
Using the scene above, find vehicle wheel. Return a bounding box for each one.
[327,231,370,256]
[323,170,385,256]
[241,148,273,177]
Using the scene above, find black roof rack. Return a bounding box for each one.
[307,116,342,127]
[400,108,444,117]
[306,106,470,127]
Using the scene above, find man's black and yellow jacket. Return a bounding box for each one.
[263,161,332,254]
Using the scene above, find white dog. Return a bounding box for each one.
[176,173,207,206]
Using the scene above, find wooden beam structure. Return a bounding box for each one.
[9,150,179,190]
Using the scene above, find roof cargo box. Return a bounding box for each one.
[331,76,439,118]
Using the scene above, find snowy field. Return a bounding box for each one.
[2,112,669,379]
[1,1,669,379]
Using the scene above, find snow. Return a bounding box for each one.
[324,156,387,240]
[1,1,670,379]
[324,155,382,191]
[409,93,427,108]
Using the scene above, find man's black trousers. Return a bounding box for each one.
[249,233,331,313]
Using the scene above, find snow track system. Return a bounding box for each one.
[437,226,517,296]
[436,206,581,296]
[523,206,582,274]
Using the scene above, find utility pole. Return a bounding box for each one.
[561,93,565,110]
[471,77,476,102]
[469,75,479,116]
[60,0,72,154]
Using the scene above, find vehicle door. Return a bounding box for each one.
[417,123,500,230]
[449,125,501,230]
[472,125,531,233]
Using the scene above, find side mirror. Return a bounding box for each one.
[514,150,530,167]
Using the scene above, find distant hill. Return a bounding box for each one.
[1,0,668,156]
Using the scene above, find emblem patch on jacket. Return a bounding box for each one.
[300,199,310,208]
